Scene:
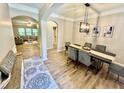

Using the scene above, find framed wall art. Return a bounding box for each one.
[79,22,90,34]
[92,26,101,37]
[103,25,114,38]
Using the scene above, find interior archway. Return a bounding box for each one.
[12,16,40,57]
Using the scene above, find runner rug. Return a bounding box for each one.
[21,56,59,89]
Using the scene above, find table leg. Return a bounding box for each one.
[117,74,119,82]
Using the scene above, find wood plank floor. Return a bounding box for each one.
[45,49,124,89]
[5,43,124,89]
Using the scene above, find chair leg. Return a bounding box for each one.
[117,74,119,82]
[67,57,70,65]
[100,62,103,70]
[94,63,99,75]
[76,61,80,68]
[85,66,89,76]
[106,69,110,80]
[73,61,78,69]
[94,69,99,75]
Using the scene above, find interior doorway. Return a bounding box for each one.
[53,26,58,49]
[47,20,58,50]
[12,16,40,57]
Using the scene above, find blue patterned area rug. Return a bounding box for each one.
[21,56,59,89]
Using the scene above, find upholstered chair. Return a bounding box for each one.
[67,46,78,68]
[91,45,106,74]
[78,50,92,75]
[84,42,92,48]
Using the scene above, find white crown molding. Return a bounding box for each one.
[50,13,74,22]
[100,6,124,17]
[74,6,124,21]
[8,3,38,14]
[50,6,124,22]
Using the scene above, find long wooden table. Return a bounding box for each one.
[69,44,115,64]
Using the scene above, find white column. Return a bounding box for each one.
[40,19,48,61]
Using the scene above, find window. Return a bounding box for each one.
[32,29,38,36]
[26,28,32,36]
[18,28,25,36]
[18,28,38,36]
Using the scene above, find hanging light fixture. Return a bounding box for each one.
[27,21,33,27]
[79,3,90,33]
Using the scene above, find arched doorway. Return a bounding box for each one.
[12,16,40,58]
[47,20,58,51]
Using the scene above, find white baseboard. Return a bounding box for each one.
[57,49,65,52]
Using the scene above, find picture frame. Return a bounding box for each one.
[92,26,100,37]
[79,22,90,34]
[103,25,114,38]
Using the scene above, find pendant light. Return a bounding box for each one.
[80,3,90,33]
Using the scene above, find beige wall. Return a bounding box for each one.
[0,4,15,63]
[64,20,74,44]
[73,12,124,64]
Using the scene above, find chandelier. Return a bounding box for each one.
[79,3,90,33]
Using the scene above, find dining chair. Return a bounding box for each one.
[95,45,106,53]
[106,63,124,83]
[91,45,106,74]
[83,42,92,48]
[65,42,71,54]
[67,46,78,68]
[78,50,92,75]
